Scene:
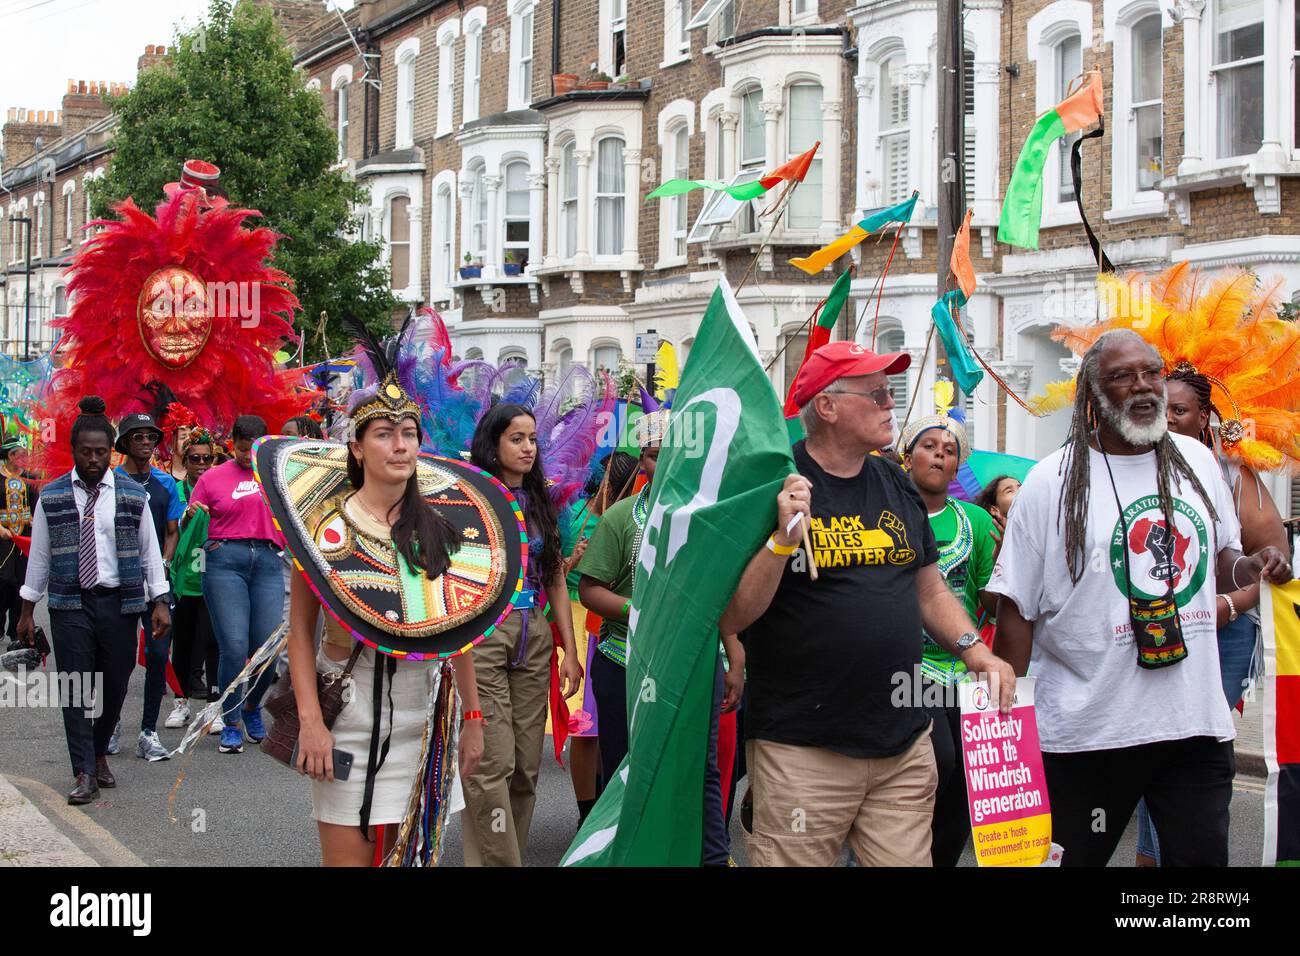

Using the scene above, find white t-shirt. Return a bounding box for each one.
[987,432,1241,753]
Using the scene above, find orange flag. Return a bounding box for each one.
[761,141,820,188]
[951,208,976,299]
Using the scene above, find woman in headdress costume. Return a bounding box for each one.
[1050,263,1297,865]
[257,317,531,866]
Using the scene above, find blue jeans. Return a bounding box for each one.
[203,539,284,726]
[1136,615,1259,860]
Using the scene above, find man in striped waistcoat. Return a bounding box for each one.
[17,397,171,806]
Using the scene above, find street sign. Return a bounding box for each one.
[635,333,661,364]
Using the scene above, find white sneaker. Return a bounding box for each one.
[207,714,225,735]
[136,730,170,762]
[164,699,191,729]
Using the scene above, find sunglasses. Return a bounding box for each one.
[186,453,214,463]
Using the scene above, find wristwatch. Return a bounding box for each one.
[954,631,982,653]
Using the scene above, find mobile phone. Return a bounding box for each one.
[290,742,355,781]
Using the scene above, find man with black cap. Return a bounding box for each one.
[18,397,171,805]
[0,439,38,651]
[720,341,1017,866]
[114,411,182,761]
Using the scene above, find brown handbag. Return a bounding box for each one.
[261,643,364,767]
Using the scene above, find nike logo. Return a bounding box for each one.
[231,482,260,500]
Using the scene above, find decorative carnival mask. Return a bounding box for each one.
[136,266,213,370]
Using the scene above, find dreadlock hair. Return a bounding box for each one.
[70,396,115,449]
[1059,330,1219,584]
[1164,366,1218,448]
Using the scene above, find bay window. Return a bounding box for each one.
[561,142,578,258]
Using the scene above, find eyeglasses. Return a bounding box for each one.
[129,432,159,443]
[186,454,214,463]
[826,386,893,407]
[1101,367,1164,388]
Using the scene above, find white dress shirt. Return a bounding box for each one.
[20,467,169,604]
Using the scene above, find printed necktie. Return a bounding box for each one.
[75,479,102,589]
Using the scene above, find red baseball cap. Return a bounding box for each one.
[792,341,910,409]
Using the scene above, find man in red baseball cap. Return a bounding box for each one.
[720,339,1016,867]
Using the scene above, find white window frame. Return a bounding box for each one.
[509,0,538,111]
[431,171,457,300]
[687,167,764,242]
[1108,4,1168,218]
[656,99,696,266]
[1209,0,1266,160]
[436,19,461,137]
[395,37,420,149]
[594,135,626,259]
[61,180,75,248]
[33,193,44,256]
[784,80,823,231]
[470,163,488,260]
[560,140,579,260]
[82,175,94,243]
[591,340,622,375]
[463,8,486,124]
[603,0,628,79]
[662,0,692,67]
[502,159,532,270]
[1027,1,1093,229]
[876,51,911,207]
[783,0,819,26]
[331,65,354,162]
[385,193,413,292]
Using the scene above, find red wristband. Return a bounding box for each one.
[463,710,484,722]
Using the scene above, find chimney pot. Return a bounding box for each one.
[158,45,166,55]
[67,80,76,93]
[146,44,154,54]
[78,80,87,93]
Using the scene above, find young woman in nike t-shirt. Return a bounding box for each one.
[188,415,285,754]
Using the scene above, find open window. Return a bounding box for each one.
[686,168,764,243]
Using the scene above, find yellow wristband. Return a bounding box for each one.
[766,533,797,556]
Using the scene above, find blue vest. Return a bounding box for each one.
[43,472,148,614]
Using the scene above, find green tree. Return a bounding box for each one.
[90,0,396,360]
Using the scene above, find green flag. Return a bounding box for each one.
[561,278,794,866]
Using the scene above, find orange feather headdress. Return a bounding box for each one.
[1043,263,1300,471]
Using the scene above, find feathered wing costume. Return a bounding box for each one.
[33,186,309,476]
[1039,263,1300,472]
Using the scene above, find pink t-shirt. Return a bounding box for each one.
[189,460,283,544]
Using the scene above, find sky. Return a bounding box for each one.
[0,0,214,132]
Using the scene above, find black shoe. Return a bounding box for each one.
[68,773,99,805]
[94,755,116,788]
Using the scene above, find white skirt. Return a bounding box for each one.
[310,643,437,827]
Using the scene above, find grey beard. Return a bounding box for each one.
[1093,384,1168,446]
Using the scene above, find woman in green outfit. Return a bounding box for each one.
[165,429,220,730]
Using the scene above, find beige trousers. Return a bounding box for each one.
[460,607,552,866]
[746,725,938,867]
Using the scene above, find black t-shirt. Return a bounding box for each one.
[120,468,171,544]
[743,442,938,758]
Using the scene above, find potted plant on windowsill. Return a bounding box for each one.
[502,251,523,277]
[553,72,579,95]
[612,74,633,90]
[459,252,482,279]
[582,71,612,91]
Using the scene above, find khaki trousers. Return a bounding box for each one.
[746,725,938,867]
[460,607,552,866]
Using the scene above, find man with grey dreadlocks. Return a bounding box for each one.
[987,329,1291,866]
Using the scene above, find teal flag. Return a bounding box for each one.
[561,278,794,866]
[932,289,984,395]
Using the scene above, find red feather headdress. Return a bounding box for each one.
[33,188,309,476]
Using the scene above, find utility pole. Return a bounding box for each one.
[936,0,966,391]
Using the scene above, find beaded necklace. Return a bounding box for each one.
[627,484,652,589]
[935,499,974,582]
